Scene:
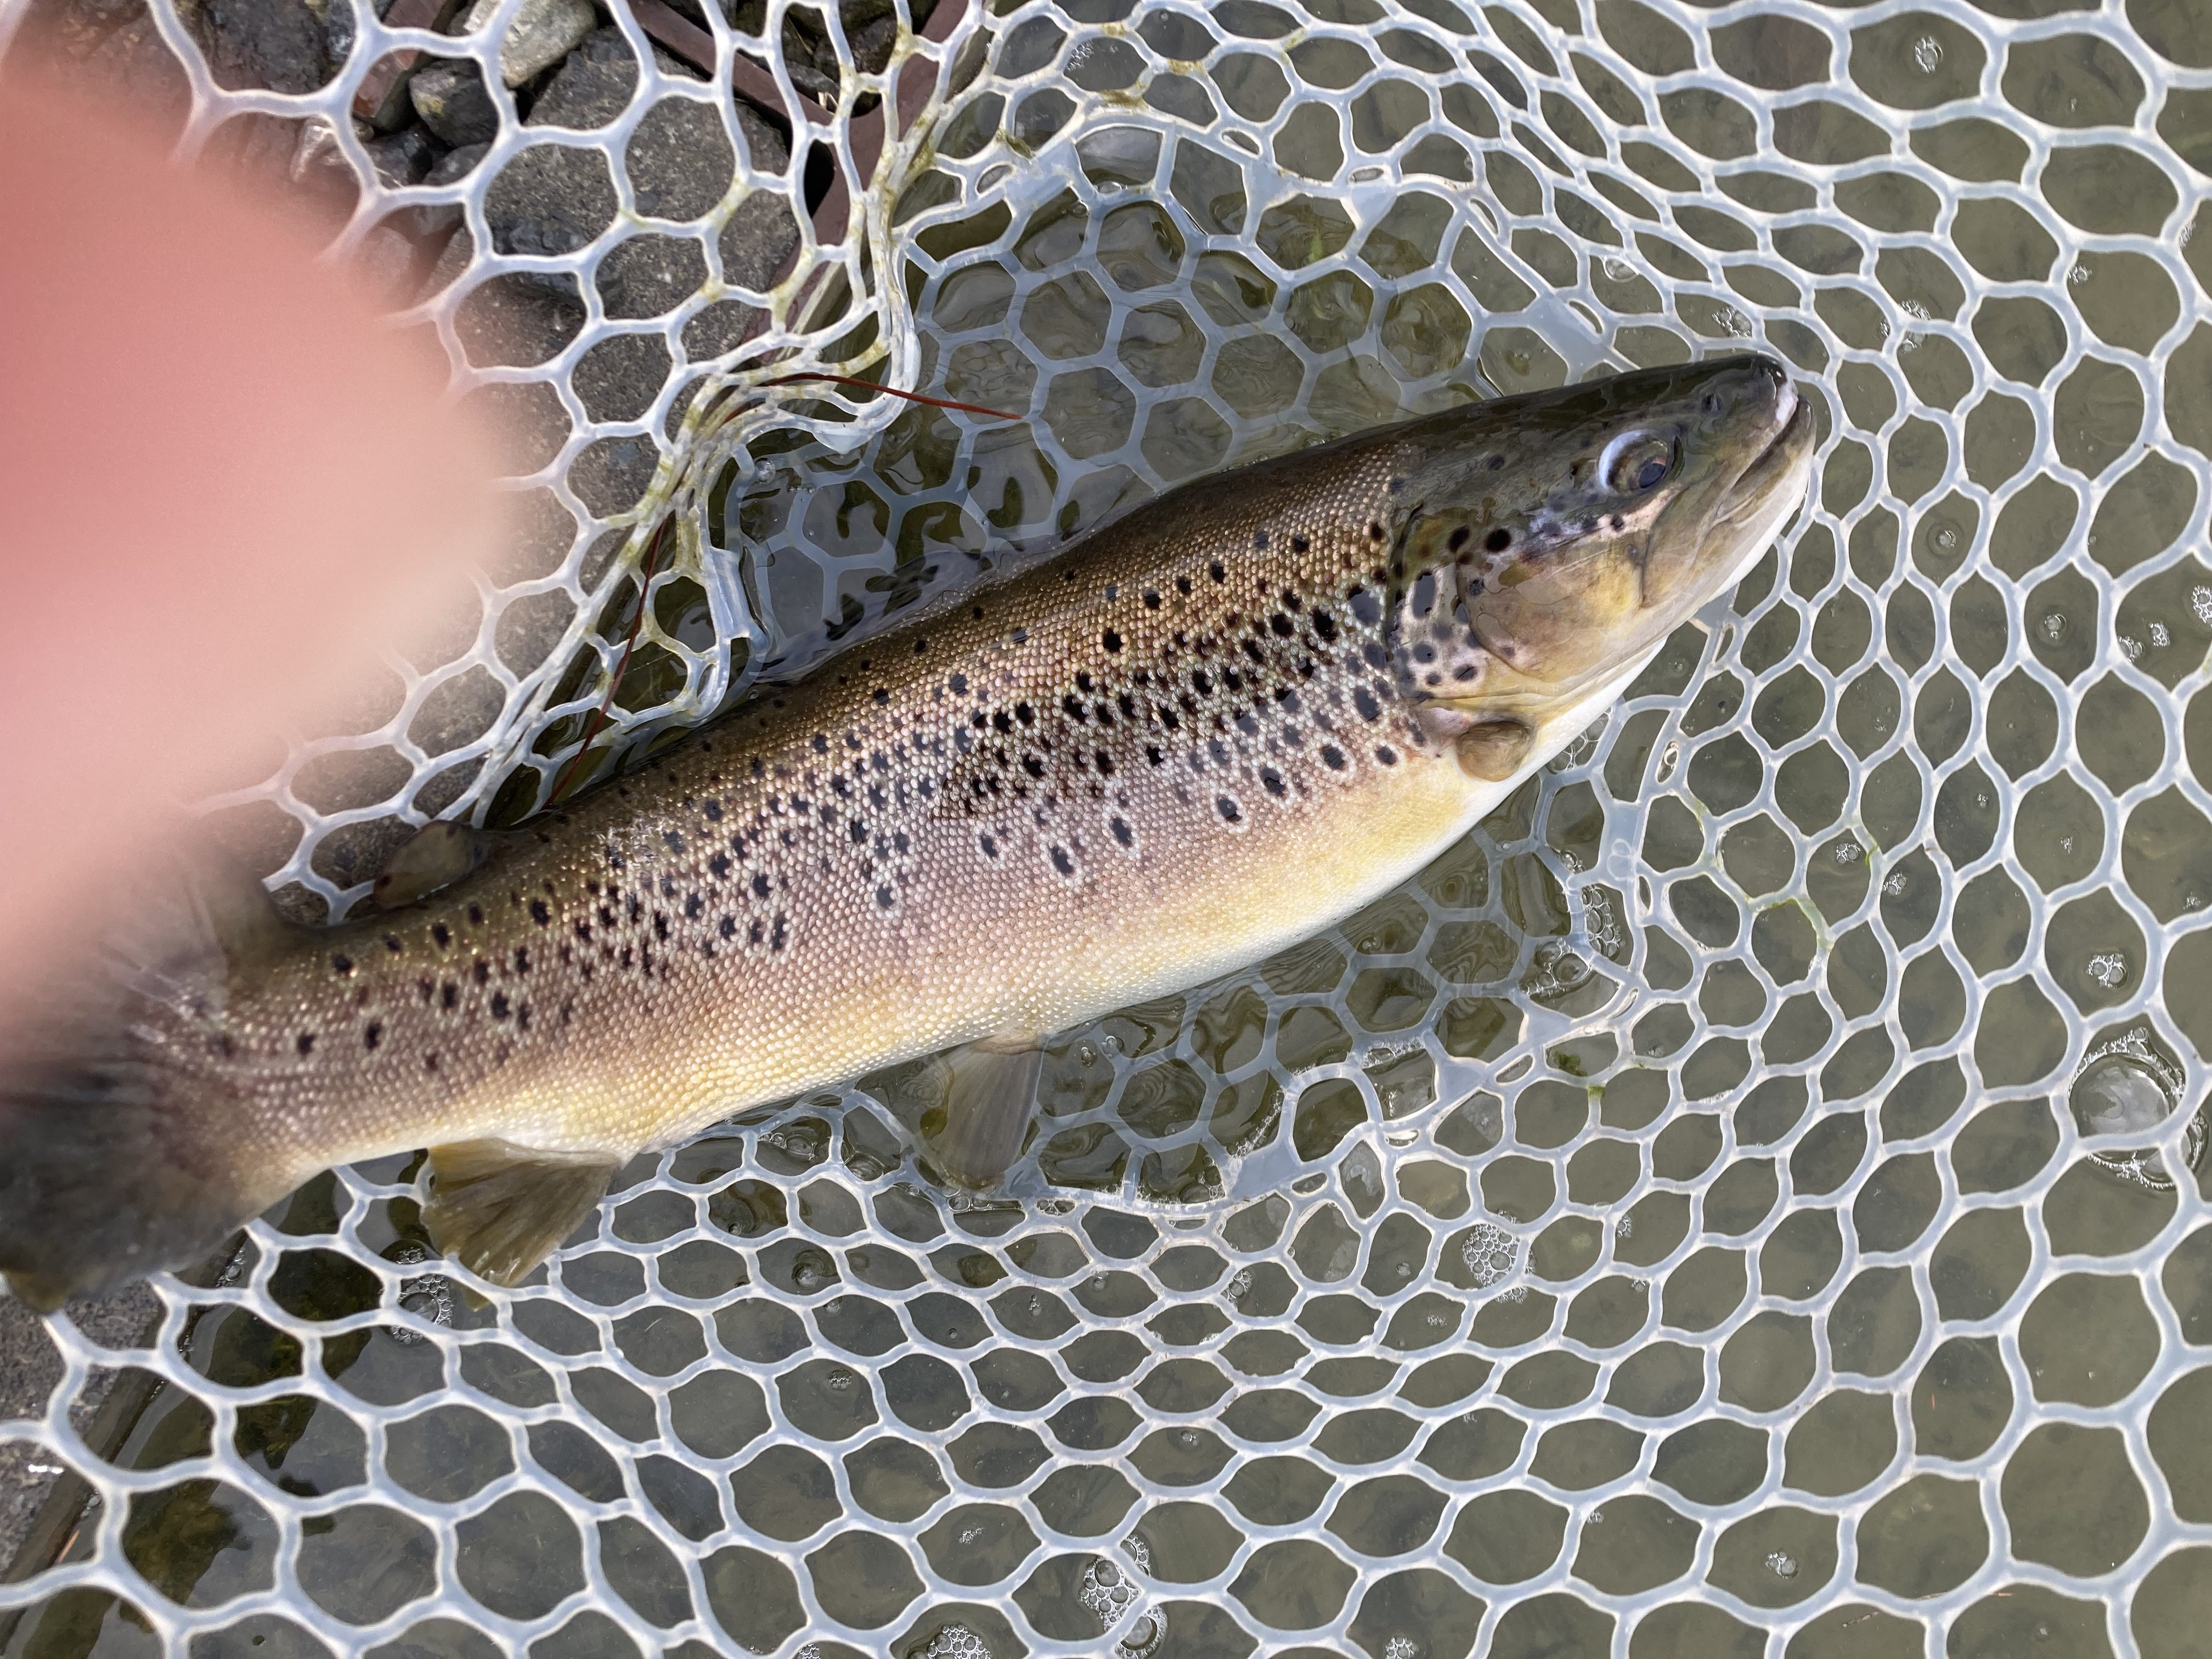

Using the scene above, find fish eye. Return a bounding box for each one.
[1601,431,1675,496]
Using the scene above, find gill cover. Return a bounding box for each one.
[1376,354,1803,732]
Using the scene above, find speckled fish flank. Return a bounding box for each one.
[0,353,1813,1305]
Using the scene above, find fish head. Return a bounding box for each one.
[1374,352,1814,773]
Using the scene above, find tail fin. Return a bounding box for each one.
[0,850,300,1311]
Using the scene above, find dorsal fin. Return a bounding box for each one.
[372,821,497,912]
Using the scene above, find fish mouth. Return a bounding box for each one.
[1713,372,1815,538]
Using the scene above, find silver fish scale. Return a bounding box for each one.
[1,0,2209,1651]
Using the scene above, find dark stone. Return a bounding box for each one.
[411,59,501,147]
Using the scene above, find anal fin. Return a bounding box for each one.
[921,1037,1044,1192]
[423,1139,619,1287]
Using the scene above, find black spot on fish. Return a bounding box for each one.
[980,833,1000,859]
[1146,745,1166,766]
[752,873,771,898]
[490,992,511,1020]
[364,1022,382,1052]
[383,935,403,953]
[1375,745,1399,765]
[1322,744,1347,770]
[1022,756,1047,780]
[1448,526,1471,552]
[1486,528,1511,552]
[850,819,870,843]
[1261,767,1286,797]
[1349,588,1381,625]
[529,899,551,926]
[473,960,492,985]
[1368,522,1385,541]
[1176,574,1193,595]
[771,916,789,951]
[1363,643,1390,672]
[1051,845,1075,876]
[1610,514,1625,532]
[1102,629,1124,653]
[1355,688,1382,722]
[950,673,969,694]
[1312,610,1337,642]
[1254,531,1269,550]
[685,894,704,919]
[1143,589,1161,609]
[296,1032,314,1057]
[703,799,723,822]
[1488,454,1505,470]
[872,688,889,706]
[1216,795,1242,824]
[332,954,353,977]
[709,854,730,880]
[441,983,459,1009]
[431,923,451,948]
[1193,670,1213,696]
[1411,572,1437,616]
[1014,702,1035,726]
[1270,612,1294,637]
[720,915,737,939]
[877,884,895,908]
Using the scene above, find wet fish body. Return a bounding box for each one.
[0,354,1813,1305]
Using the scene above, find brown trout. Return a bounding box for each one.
[0,353,1812,1307]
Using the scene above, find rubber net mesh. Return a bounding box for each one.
[2,0,2210,1651]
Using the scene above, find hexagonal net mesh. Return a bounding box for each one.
[3,0,2212,1652]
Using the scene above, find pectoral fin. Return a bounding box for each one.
[921,1037,1044,1192]
[424,1139,619,1286]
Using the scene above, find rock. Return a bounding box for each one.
[594,232,709,318]
[625,92,733,221]
[483,142,618,259]
[363,124,439,188]
[465,0,596,88]
[407,142,488,241]
[410,57,501,145]
[193,0,342,93]
[526,22,636,129]
[453,270,586,367]
[718,172,801,292]
[75,2,192,136]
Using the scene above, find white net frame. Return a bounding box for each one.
[1,0,2209,1652]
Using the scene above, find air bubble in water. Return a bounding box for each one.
[1462,1221,1518,1288]
[1911,33,1941,70]
[2041,611,2069,644]
[1655,738,1681,782]
[1601,256,1635,282]
[1834,840,1864,865]
[2070,1036,2203,1189]
[1882,870,1908,896]
[2085,952,2128,989]
[2151,622,2171,648]
[2120,634,2143,661]
[1768,1551,1801,1579]
[2193,586,2212,628]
